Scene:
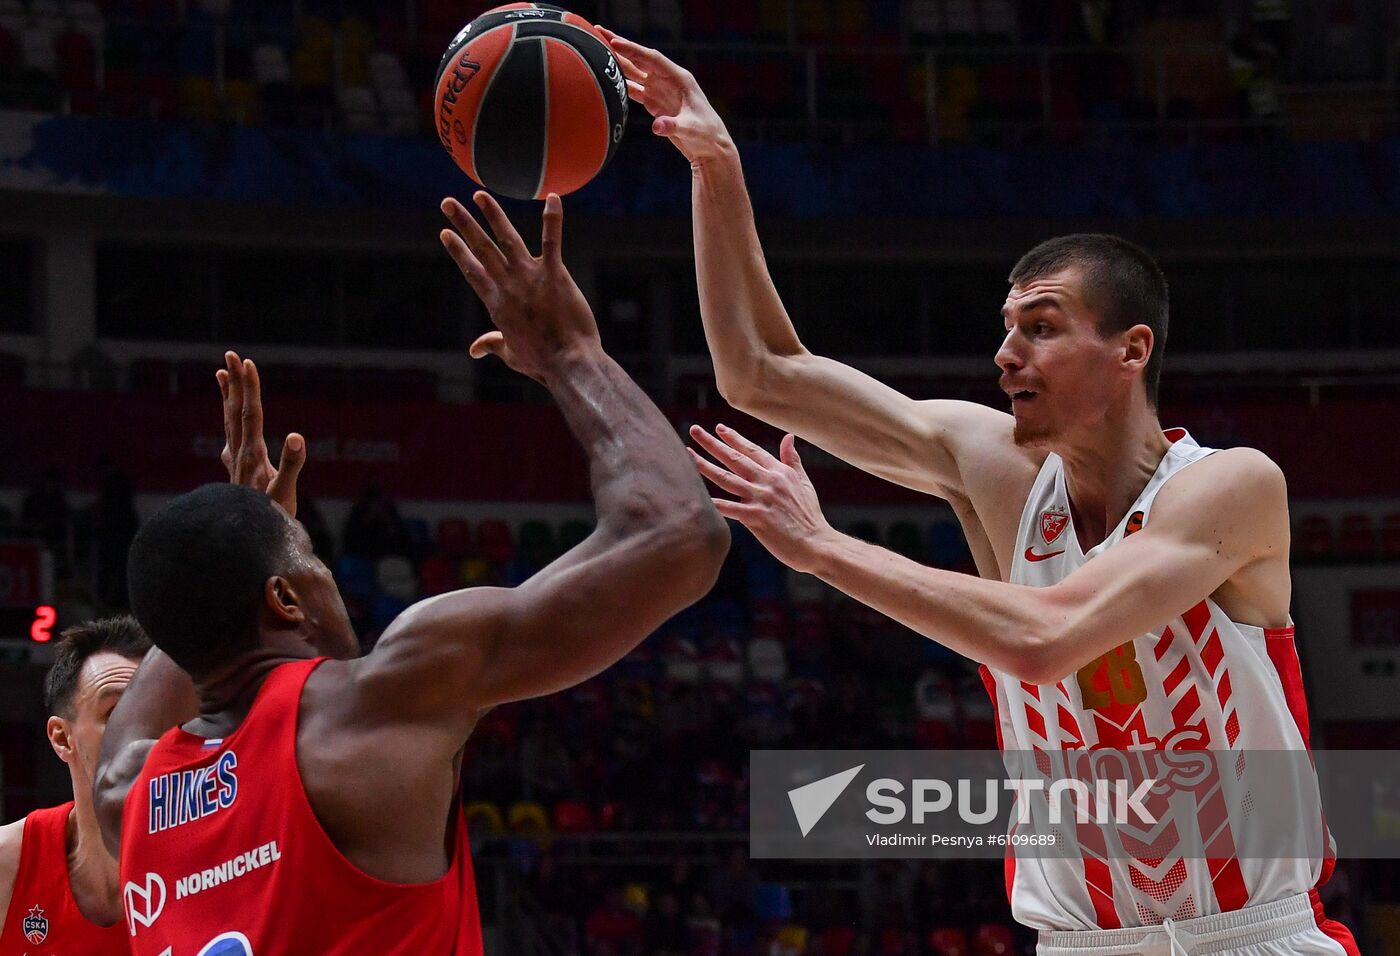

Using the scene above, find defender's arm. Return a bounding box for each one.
[349,194,728,752]
[94,351,300,855]
[94,650,198,855]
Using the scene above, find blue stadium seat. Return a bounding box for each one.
[371,592,410,632]
[335,554,375,601]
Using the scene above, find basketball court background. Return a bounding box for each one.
[1,0,1397,953]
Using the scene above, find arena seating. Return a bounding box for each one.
[0,0,1312,146]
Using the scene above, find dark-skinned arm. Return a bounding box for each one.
[353,193,729,751]
[94,650,198,856]
[95,351,304,855]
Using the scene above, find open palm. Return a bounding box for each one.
[596,27,733,167]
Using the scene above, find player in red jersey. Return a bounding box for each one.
[93,193,730,955]
[601,31,1359,956]
[0,616,153,954]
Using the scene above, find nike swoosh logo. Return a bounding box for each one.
[1024,547,1065,562]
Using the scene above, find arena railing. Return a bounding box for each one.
[42,11,1400,145]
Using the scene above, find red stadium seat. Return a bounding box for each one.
[552,800,593,833]
[928,927,969,956]
[1337,513,1376,560]
[417,556,460,596]
[55,30,96,91]
[1381,514,1400,560]
[435,518,471,560]
[876,927,907,956]
[596,801,625,829]
[476,519,514,564]
[820,927,857,956]
[1293,514,1333,561]
[974,924,1014,956]
[0,28,19,74]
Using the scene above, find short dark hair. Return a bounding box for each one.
[128,483,296,678]
[1009,234,1169,405]
[45,615,151,717]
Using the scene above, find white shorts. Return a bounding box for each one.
[1036,894,1355,956]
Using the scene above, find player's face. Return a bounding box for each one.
[284,521,360,661]
[995,268,1123,446]
[51,651,141,789]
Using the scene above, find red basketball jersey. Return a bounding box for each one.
[0,802,128,955]
[120,658,484,956]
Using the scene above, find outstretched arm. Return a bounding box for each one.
[600,30,1034,503]
[95,352,304,855]
[94,650,198,856]
[692,425,1289,683]
[351,193,728,750]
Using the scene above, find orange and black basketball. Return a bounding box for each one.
[433,3,629,200]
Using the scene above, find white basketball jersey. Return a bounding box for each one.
[981,429,1334,931]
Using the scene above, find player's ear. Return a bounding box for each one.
[1122,324,1153,376]
[264,576,306,627]
[46,716,76,765]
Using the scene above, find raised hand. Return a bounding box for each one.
[595,27,733,167]
[689,425,833,573]
[439,192,601,385]
[216,351,306,517]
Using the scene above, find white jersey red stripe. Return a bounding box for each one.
[981,429,1351,946]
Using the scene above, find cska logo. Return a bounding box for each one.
[1125,510,1145,536]
[1040,510,1070,545]
[23,904,49,944]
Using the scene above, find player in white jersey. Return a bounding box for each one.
[599,28,1360,956]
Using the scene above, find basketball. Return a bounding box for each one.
[433,3,629,200]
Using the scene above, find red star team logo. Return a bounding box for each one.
[1040,509,1070,545]
[1125,510,1145,535]
[23,904,49,944]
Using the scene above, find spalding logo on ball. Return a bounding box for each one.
[434,3,628,200]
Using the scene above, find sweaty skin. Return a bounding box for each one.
[96,195,729,885]
[601,30,1291,685]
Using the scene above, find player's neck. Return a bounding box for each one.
[1054,398,1169,548]
[191,645,314,737]
[65,778,121,924]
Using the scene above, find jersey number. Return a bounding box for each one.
[1076,641,1147,711]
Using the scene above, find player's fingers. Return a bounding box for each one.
[626,79,649,104]
[715,423,781,469]
[469,331,505,360]
[224,351,245,454]
[779,433,803,470]
[540,194,563,266]
[441,197,507,275]
[473,192,527,262]
[712,498,760,524]
[440,230,499,303]
[598,31,664,70]
[653,115,679,137]
[608,47,646,82]
[267,433,306,516]
[688,448,758,499]
[242,359,265,452]
[689,425,765,480]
